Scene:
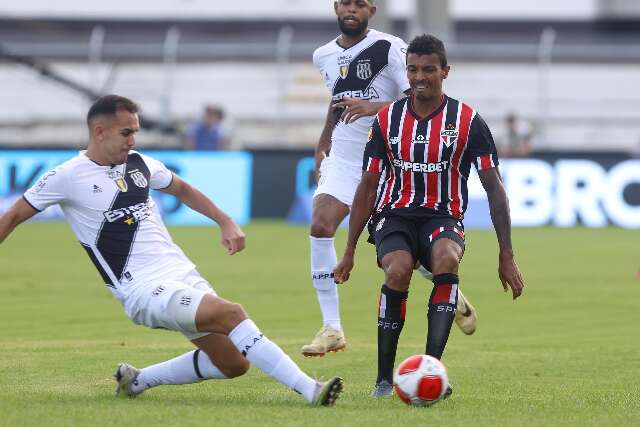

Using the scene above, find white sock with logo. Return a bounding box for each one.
[228,319,317,402]
[310,236,341,331]
[417,264,434,280]
[130,349,226,393]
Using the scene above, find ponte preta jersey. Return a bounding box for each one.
[313,29,410,164]
[23,151,197,302]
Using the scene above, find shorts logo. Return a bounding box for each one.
[376,217,386,232]
[92,184,102,194]
[356,61,372,80]
[180,296,191,306]
[152,285,165,296]
[128,169,148,188]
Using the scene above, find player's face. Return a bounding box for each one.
[98,110,140,165]
[406,53,450,102]
[334,0,375,37]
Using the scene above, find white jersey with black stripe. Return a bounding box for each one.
[313,29,410,164]
[23,150,197,302]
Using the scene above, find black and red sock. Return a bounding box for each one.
[426,273,459,359]
[376,284,408,383]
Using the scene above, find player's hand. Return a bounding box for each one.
[219,219,246,255]
[498,252,525,300]
[333,252,355,284]
[332,97,380,124]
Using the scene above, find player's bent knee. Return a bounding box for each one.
[384,265,412,290]
[224,302,248,327]
[431,247,460,273]
[310,220,336,238]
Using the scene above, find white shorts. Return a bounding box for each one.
[313,156,362,207]
[122,270,217,340]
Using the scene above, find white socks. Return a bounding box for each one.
[310,236,341,331]
[417,264,434,280]
[228,319,317,402]
[131,349,226,393]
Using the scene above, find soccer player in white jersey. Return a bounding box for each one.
[0,95,343,406]
[303,0,477,357]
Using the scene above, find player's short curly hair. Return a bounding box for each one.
[406,34,447,68]
[87,95,139,125]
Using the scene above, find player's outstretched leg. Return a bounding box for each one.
[197,294,344,406]
[416,264,477,335]
[115,334,246,397]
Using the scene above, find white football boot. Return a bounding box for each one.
[301,326,346,357]
[311,376,344,406]
[114,363,143,397]
[454,291,477,335]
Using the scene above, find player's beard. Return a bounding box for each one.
[338,16,368,37]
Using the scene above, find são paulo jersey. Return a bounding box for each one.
[364,95,499,219]
[23,151,197,302]
[313,29,410,164]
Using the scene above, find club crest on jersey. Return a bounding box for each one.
[107,170,128,192]
[340,65,349,79]
[356,60,372,80]
[337,54,351,79]
[128,169,148,188]
[441,124,459,147]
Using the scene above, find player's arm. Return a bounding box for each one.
[478,168,524,300]
[333,97,391,124]
[0,198,39,244]
[333,171,380,284]
[314,101,339,182]
[160,174,245,255]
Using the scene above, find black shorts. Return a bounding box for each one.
[371,209,465,271]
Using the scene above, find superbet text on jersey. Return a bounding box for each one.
[23,151,197,304]
[313,29,410,164]
[364,95,499,219]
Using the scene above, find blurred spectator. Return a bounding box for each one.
[186,105,231,150]
[498,112,534,157]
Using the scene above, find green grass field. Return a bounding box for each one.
[0,221,638,426]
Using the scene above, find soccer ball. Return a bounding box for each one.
[393,354,449,406]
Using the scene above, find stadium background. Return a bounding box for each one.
[1,1,639,426]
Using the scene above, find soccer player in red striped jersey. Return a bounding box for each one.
[333,34,525,397]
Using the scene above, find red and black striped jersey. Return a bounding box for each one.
[363,94,499,219]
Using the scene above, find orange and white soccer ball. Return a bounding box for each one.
[393,354,449,406]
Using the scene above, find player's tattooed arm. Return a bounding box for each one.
[333,171,380,284]
[0,198,38,245]
[478,168,525,300]
[161,175,246,255]
[333,97,390,124]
